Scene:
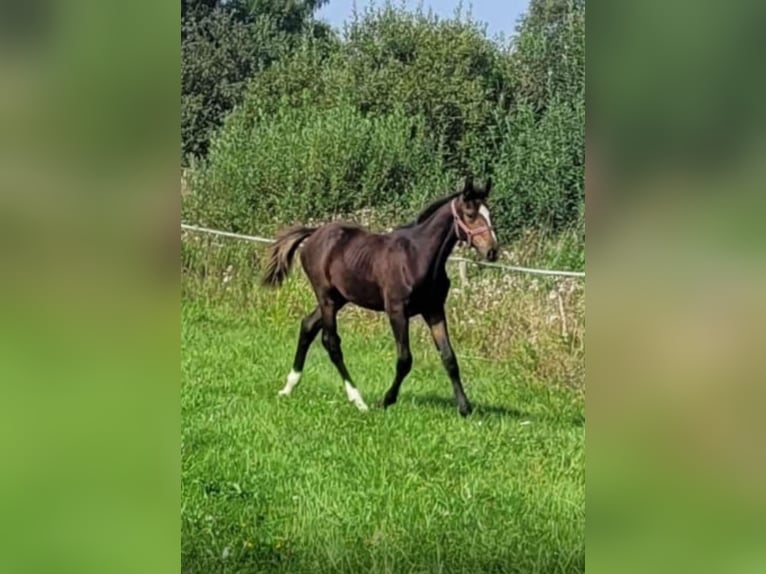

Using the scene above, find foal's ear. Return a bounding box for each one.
[484,177,493,196]
[459,175,475,198]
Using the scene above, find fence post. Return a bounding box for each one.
[458,259,468,288]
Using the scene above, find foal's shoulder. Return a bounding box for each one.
[384,232,415,254]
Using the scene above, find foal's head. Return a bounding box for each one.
[451,176,499,262]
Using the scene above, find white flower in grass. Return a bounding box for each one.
[222,264,234,285]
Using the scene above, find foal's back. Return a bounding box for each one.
[300,222,416,311]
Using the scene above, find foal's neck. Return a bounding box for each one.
[414,203,458,280]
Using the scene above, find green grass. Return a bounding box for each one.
[182,264,584,573]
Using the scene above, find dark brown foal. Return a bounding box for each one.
[262,176,498,416]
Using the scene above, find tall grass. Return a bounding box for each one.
[182,233,585,390]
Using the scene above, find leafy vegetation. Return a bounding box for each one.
[181,0,332,159]
[182,0,585,245]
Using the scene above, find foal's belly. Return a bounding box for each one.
[337,279,385,312]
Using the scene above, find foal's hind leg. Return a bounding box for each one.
[320,299,368,411]
[279,307,322,396]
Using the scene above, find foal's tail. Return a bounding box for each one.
[261,226,317,287]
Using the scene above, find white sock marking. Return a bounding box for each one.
[479,204,497,242]
[278,369,301,396]
[344,381,369,411]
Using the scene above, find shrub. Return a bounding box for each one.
[185,104,452,232]
[185,1,585,244]
[181,0,332,161]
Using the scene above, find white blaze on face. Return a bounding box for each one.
[478,204,497,242]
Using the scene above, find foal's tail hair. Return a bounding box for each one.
[261,226,316,287]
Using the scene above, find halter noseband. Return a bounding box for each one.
[451,199,491,247]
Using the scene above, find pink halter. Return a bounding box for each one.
[451,199,491,247]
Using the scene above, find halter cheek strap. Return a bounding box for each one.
[451,199,491,247]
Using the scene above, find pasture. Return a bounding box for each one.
[182,240,585,573]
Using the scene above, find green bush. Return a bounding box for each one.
[185,104,453,232]
[181,0,331,161]
[185,0,585,243]
[492,97,585,235]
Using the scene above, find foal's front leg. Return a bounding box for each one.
[424,308,473,417]
[382,309,412,408]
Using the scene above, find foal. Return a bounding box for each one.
[262,177,498,416]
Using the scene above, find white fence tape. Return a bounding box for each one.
[181,223,274,244]
[448,256,585,278]
[181,223,585,278]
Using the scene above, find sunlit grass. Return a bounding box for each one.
[182,244,585,573]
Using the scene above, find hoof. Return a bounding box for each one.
[458,402,473,417]
[344,381,369,412]
[352,399,370,412]
[380,395,397,409]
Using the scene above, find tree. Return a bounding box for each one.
[181,0,331,161]
[509,0,585,113]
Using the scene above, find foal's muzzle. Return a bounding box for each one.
[486,248,498,262]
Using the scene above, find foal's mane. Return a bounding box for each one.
[395,191,461,230]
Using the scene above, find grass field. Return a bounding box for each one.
[182,242,585,573]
